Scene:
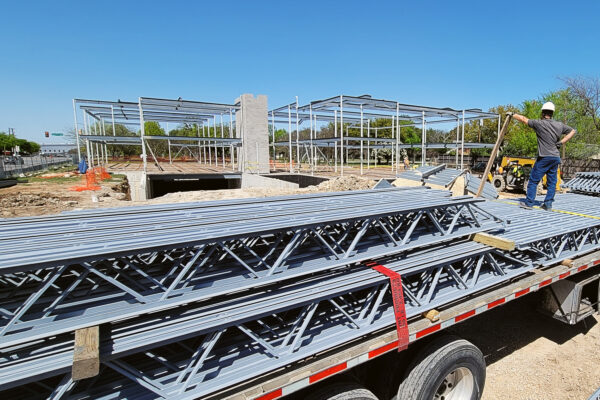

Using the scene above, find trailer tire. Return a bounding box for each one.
[305,381,378,400]
[395,335,485,400]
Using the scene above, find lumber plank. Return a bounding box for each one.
[471,232,516,251]
[476,113,512,197]
[561,259,574,267]
[422,309,440,322]
[72,326,99,380]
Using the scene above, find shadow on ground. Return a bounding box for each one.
[447,292,597,366]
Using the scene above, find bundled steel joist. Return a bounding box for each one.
[396,164,464,188]
[562,171,600,195]
[3,192,600,400]
[464,172,499,199]
[479,200,600,264]
[0,189,504,348]
[0,240,536,398]
[424,167,464,187]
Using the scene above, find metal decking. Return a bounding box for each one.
[1,190,600,399]
[464,172,499,199]
[563,172,600,195]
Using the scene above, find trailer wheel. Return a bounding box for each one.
[396,335,485,400]
[305,381,378,400]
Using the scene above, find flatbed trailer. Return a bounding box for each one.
[2,190,600,400]
[214,250,600,400]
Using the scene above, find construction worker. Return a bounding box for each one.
[511,102,576,209]
[400,147,410,169]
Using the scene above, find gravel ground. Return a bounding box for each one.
[451,292,600,400]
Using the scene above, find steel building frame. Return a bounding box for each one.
[268,95,499,175]
[72,97,241,173]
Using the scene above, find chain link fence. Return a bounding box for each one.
[0,155,76,179]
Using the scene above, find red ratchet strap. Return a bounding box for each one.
[366,261,409,351]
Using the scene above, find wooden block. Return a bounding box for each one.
[73,326,99,381]
[561,259,574,267]
[422,309,440,322]
[471,232,516,251]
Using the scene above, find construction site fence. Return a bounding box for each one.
[561,158,600,179]
[0,155,76,179]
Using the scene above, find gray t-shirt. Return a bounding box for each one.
[527,118,574,157]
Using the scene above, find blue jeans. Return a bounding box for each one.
[525,156,561,207]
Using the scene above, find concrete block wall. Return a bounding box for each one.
[235,94,270,174]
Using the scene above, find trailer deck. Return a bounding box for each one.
[1,189,599,399]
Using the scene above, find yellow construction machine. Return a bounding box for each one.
[487,156,562,193]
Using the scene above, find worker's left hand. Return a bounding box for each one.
[556,141,563,149]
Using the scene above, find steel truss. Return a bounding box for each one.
[0,193,503,348]
[1,240,539,399]
[539,192,600,217]
[3,196,600,399]
[563,172,600,195]
[397,164,464,188]
[480,200,600,264]
[465,172,499,199]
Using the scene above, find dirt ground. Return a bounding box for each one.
[0,173,379,217]
[0,172,129,218]
[453,293,600,400]
[1,171,598,399]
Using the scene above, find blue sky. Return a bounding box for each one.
[1,0,598,142]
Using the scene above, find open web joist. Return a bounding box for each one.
[563,172,600,195]
[0,188,504,348]
[4,195,600,398]
[396,164,464,187]
[2,195,600,398]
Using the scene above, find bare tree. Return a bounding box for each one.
[560,76,600,131]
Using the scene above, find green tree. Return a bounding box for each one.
[143,121,165,136]
[15,138,41,154]
[104,124,139,157]
[0,132,39,154]
[0,132,17,152]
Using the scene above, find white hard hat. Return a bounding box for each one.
[541,102,555,112]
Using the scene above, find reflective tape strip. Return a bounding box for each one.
[455,310,476,322]
[488,298,505,309]
[253,259,599,400]
[255,389,282,400]
[539,278,553,287]
[368,341,398,359]
[309,362,347,384]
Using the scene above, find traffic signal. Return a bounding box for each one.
[45,131,49,138]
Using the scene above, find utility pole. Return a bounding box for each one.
[8,128,15,155]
